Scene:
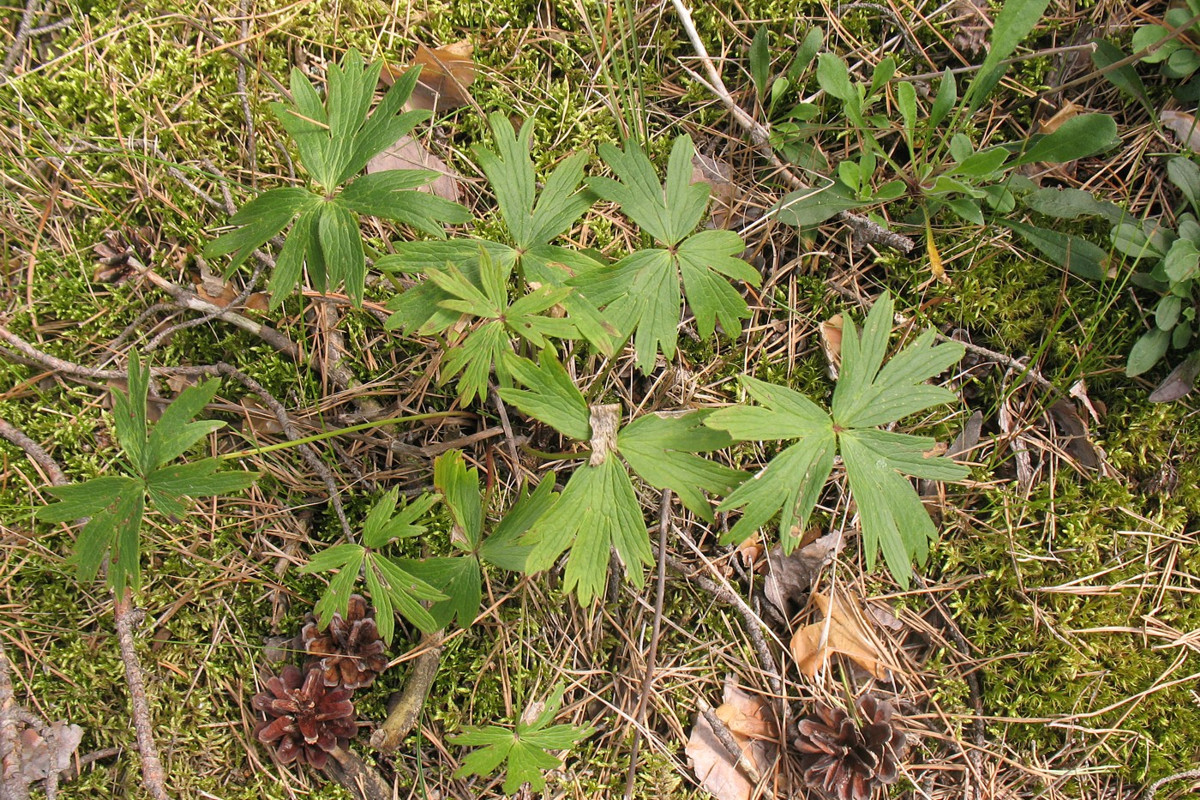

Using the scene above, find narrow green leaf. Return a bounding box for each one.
[1006,220,1109,281]
[269,203,322,308]
[318,200,366,304]
[38,476,138,523]
[206,187,317,268]
[964,0,1052,111]
[749,26,770,99]
[1092,39,1153,114]
[481,476,555,572]
[146,378,221,466]
[1127,327,1171,376]
[110,352,149,473]
[434,450,483,549]
[706,376,830,440]
[831,291,894,420]
[1015,114,1119,165]
[929,69,957,129]
[497,351,591,441]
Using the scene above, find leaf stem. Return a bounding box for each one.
[218,411,474,461]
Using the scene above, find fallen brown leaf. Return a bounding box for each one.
[685,682,777,800]
[366,135,463,203]
[407,41,475,113]
[762,532,842,619]
[790,589,893,680]
[1037,101,1081,134]
[691,153,740,229]
[952,0,990,55]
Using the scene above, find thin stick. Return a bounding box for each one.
[489,386,522,471]
[1144,768,1200,799]
[669,0,914,253]
[623,490,672,800]
[370,634,443,753]
[0,418,65,486]
[112,593,170,800]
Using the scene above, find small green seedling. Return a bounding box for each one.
[450,686,594,795]
[705,292,967,588]
[393,450,556,628]
[299,488,447,641]
[37,352,258,596]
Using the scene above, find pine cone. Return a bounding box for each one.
[252,664,357,769]
[301,594,389,690]
[92,228,155,284]
[793,695,908,800]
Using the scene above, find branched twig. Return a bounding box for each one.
[370,634,443,753]
[1144,768,1200,799]
[0,418,65,486]
[0,0,44,79]
[669,0,914,253]
[623,489,672,800]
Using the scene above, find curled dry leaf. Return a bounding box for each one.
[1161,109,1200,153]
[1037,101,1081,135]
[762,532,842,619]
[408,41,476,113]
[685,682,778,800]
[789,590,894,680]
[691,153,741,230]
[819,314,844,379]
[951,0,990,55]
[1047,399,1101,470]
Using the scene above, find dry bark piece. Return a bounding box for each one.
[252,664,357,769]
[793,694,908,800]
[301,594,389,690]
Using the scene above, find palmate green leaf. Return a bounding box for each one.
[147,459,258,500]
[361,489,439,548]
[206,187,319,271]
[451,687,593,795]
[481,476,554,572]
[617,411,746,521]
[395,555,481,629]
[579,135,760,372]
[522,455,648,605]
[589,136,708,246]
[705,292,966,585]
[497,351,591,441]
[63,491,145,595]
[146,378,221,466]
[37,476,138,523]
[339,170,471,237]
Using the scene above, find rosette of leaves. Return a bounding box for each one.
[449,686,593,794]
[704,292,966,587]
[381,113,616,377]
[299,489,446,642]
[206,48,470,307]
[570,134,762,374]
[498,351,746,603]
[393,449,555,628]
[36,352,257,596]
[1013,158,1200,400]
[252,664,357,769]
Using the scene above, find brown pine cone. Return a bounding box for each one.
[301,594,389,690]
[252,664,356,769]
[793,694,908,800]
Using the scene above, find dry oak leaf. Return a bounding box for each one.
[685,682,778,800]
[790,590,895,680]
[404,41,475,112]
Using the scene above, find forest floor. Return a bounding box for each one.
[2,0,1200,798]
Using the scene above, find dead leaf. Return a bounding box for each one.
[734,532,763,570]
[819,314,843,379]
[192,261,238,307]
[1047,399,1100,470]
[762,532,842,618]
[366,135,463,203]
[789,589,893,680]
[1161,109,1200,153]
[241,397,285,437]
[1038,101,1081,135]
[685,682,777,800]
[405,41,475,113]
[1068,380,1103,424]
[952,0,991,54]
[245,292,270,312]
[691,153,740,229]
